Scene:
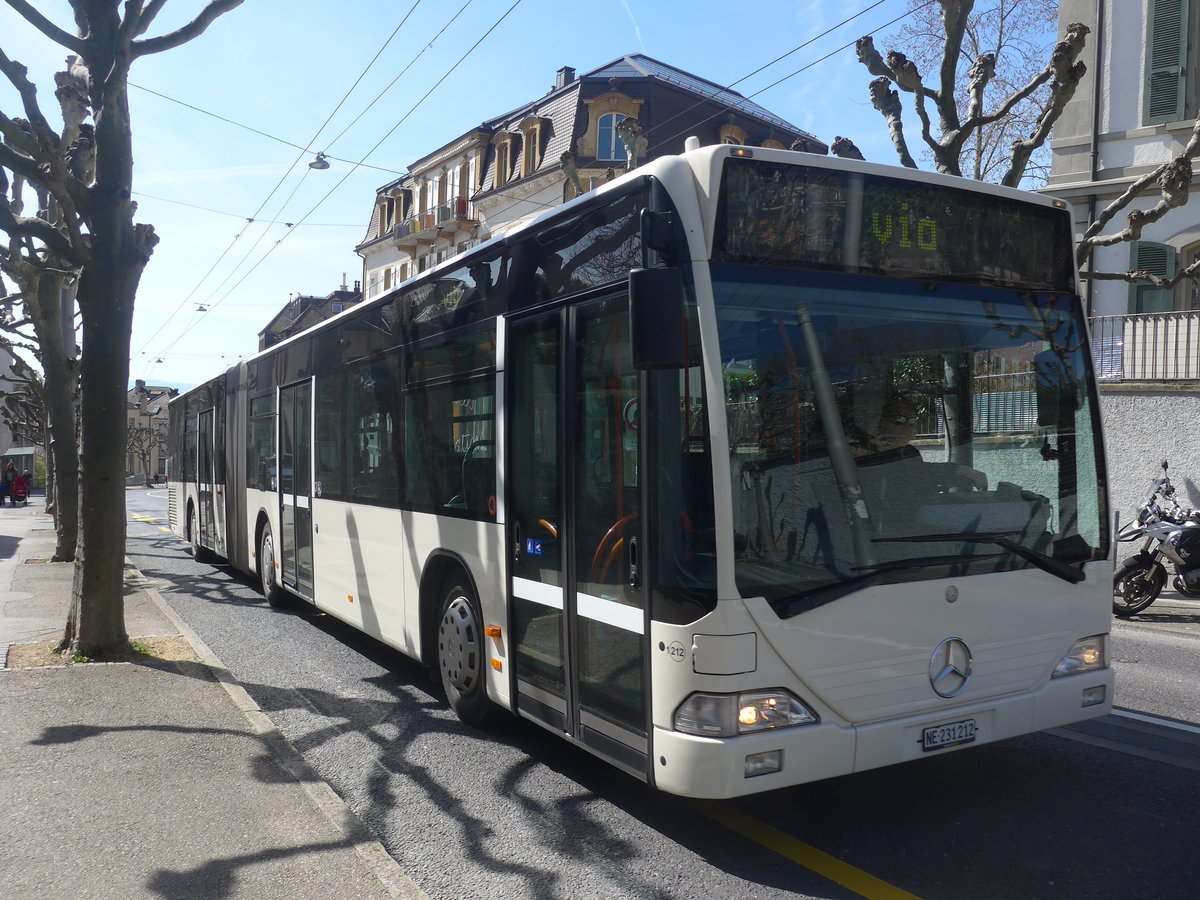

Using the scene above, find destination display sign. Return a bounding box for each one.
[713,157,1076,292]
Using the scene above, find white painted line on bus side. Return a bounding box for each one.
[513,576,564,610]
[576,591,644,634]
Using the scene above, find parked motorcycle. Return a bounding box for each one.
[1113,460,1200,617]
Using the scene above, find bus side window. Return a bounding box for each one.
[348,357,401,506]
[404,377,495,518]
[248,393,275,492]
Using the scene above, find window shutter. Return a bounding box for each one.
[1130,241,1178,313]
[1145,0,1189,124]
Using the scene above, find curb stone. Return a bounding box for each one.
[124,558,428,900]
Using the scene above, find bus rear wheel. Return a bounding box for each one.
[437,574,499,726]
[258,525,288,608]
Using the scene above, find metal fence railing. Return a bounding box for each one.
[1090,310,1200,382]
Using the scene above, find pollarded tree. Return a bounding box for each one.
[0,189,82,562]
[843,0,1200,294]
[874,0,1060,185]
[847,2,1087,187]
[0,0,243,658]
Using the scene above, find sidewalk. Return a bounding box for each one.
[0,497,425,900]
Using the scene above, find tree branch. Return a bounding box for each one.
[0,179,80,262]
[3,0,87,54]
[132,0,245,57]
[1084,250,1200,288]
[965,52,996,124]
[935,0,974,134]
[0,46,60,148]
[868,77,918,168]
[135,0,169,38]
[830,137,865,160]
[1077,118,1200,267]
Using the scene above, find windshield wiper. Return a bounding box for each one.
[873,532,1085,584]
[779,553,1003,616]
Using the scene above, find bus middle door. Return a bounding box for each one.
[508,294,649,780]
[196,408,215,552]
[279,379,314,600]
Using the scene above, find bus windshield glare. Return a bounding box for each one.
[712,266,1107,617]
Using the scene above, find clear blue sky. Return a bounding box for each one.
[2,0,930,390]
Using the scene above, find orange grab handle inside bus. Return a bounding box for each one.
[591,512,638,584]
[537,518,558,539]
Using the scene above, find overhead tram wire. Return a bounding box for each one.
[148,0,906,366]
[135,0,426,362]
[367,0,935,250]
[130,190,359,226]
[150,0,887,369]
[126,84,404,175]
[640,0,897,148]
[189,0,477,312]
[317,0,478,158]
[151,0,527,361]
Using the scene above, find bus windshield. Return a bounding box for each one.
[712,264,1107,616]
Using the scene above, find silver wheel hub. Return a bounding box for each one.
[439,595,480,691]
[261,536,273,589]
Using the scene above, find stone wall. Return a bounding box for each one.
[1099,384,1200,534]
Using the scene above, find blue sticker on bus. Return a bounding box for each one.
[526,538,543,556]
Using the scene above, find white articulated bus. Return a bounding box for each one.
[169,143,1113,798]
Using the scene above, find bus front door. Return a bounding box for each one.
[508,294,649,780]
[279,380,314,599]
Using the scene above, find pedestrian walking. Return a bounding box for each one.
[1,462,14,506]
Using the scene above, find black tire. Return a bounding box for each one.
[1113,559,1165,617]
[258,524,289,608]
[188,506,215,564]
[436,573,499,726]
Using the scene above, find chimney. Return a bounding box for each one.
[135,379,147,394]
[555,66,575,89]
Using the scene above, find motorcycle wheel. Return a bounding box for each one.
[1113,560,1166,617]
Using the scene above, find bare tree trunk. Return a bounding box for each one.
[61,256,135,655]
[35,274,78,561]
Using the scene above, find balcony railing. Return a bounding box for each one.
[392,198,474,241]
[1090,310,1200,382]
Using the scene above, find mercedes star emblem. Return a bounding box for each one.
[929,637,973,698]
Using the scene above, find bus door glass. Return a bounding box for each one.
[509,313,567,724]
[197,408,215,549]
[573,295,647,765]
[279,379,314,598]
[508,294,648,776]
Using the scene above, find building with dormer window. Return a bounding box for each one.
[356,55,825,303]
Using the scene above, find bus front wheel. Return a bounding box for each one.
[258,525,288,608]
[436,574,499,727]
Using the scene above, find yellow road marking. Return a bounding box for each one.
[693,802,922,900]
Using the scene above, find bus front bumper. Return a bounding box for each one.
[650,669,1114,799]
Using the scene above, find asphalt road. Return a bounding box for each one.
[127,489,1200,900]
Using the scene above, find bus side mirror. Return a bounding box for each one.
[629,266,686,370]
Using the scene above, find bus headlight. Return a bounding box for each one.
[674,690,818,737]
[1052,634,1108,677]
